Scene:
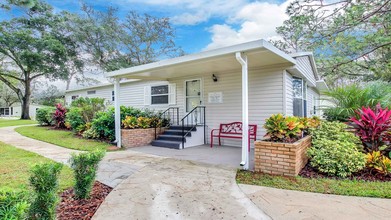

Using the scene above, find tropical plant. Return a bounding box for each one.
[264,114,316,143]
[122,116,138,129]
[322,82,391,122]
[264,114,288,142]
[308,121,366,177]
[69,150,105,199]
[29,162,63,220]
[53,103,67,129]
[89,108,116,141]
[284,116,303,140]
[366,151,391,175]
[35,107,55,126]
[0,189,30,220]
[137,117,151,129]
[350,104,391,152]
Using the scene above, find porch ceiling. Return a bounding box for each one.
[106,39,296,80]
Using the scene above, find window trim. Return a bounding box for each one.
[150,84,169,105]
[292,77,307,117]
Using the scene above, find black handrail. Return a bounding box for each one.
[181,106,206,149]
[155,107,179,139]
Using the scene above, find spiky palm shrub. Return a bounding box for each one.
[322,81,391,122]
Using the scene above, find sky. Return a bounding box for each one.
[10,0,291,53]
[0,0,293,90]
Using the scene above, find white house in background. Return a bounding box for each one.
[65,39,328,170]
[0,102,44,118]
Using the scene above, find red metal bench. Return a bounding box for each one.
[210,122,257,148]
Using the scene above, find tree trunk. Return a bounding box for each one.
[20,80,31,119]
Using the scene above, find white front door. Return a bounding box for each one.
[185,79,202,112]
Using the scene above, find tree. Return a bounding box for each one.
[0,82,19,107]
[0,1,78,119]
[273,0,391,85]
[67,4,184,72]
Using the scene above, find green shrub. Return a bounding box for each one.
[308,121,366,177]
[90,108,115,141]
[0,189,30,220]
[69,151,105,199]
[66,97,106,132]
[66,107,84,132]
[35,107,55,126]
[29,162,63,220]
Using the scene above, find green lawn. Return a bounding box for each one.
[15,126,113,151]
[237,170,391,198]
[0,142,74,192]
[0,118,37,127]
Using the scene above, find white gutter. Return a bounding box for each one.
[114,78,121,148]
[235,52,250,170]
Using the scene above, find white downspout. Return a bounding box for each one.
[114,78,121,148]
[235,52,249,170]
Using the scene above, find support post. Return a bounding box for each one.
[114,78,121,148]
[236,52,249,170]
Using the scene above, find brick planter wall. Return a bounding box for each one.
[254,135,312,176]
[121,128,166,148]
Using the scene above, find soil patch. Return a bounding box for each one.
[57,181,113,220]
[299,164,391,182]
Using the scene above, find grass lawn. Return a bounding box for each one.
[237,170,391,198]
[0,118,37,127]
[15,126,114,151]
[0,142,74,192]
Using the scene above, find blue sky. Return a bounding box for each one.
[1,0,290,53]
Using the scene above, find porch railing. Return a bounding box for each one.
[181,106,206,149]
[155,107,179,139]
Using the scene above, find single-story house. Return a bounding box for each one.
[65,39,328,170]
[0,102,44,118]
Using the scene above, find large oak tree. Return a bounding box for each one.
[0,1,79,119]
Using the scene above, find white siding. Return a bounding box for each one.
[65,69,285,147]
[169,69,284,147]
[295,56,316,86]
[285,71,294,116]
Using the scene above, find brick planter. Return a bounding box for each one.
[121,128,166,148]
[254,135,311,176]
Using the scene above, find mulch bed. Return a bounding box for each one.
[299,163,391,182]
[57,181,113,220]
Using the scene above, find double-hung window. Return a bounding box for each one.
[151,85,169,105]
[293,77,307,117]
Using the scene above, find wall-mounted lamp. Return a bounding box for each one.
[212,74,218,82]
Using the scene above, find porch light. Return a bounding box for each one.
[212,74,218,82]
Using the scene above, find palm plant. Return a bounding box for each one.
[322,81,391,122]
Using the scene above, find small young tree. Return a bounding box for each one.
[69,150,105,199]
[29,162,63,220]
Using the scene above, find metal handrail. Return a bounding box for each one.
[155,107,179,139]
[180,106,206,149]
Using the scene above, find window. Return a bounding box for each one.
[112,91,115,102]
[293,77,307,117]
[71,95,79,100]
[151,85,169,105]
[87,90,96,95]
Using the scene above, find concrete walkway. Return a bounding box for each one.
[240,184,391,220]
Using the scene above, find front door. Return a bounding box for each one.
[185,79,202,112]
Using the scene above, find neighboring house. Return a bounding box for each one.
[0,102,44,118]
[65,39,328,169]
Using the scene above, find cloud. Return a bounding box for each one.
[109,0,248,25]
[204,1,292,50]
